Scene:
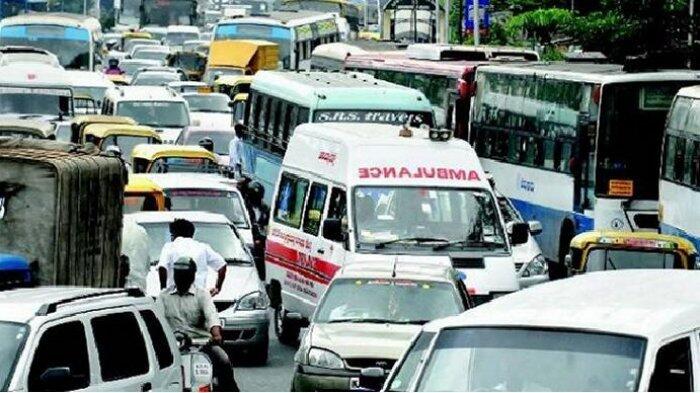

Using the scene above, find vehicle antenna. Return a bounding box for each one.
[391,256,397,278]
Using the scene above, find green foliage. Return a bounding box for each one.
[506,8,573,45]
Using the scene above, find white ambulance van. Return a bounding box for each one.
[266,123,526,344]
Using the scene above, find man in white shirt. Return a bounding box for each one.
[158,218,227,296]
[228,123,244,178]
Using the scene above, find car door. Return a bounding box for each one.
[321,186,348,267]
[86,309,156,391]
[137,309,182,391]
[299,179,334,289]
[25,319,92,392]
[648,335,694,392]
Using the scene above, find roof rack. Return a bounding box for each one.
[35,288,144,316]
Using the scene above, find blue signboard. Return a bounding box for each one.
[463,0,489,31]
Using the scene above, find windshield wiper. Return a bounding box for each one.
[433,239,505,251]
[374,237,449,250]
[326,318,395,324]
[607,257,618,270]
[393,320,430,325]
[226,258,252,265]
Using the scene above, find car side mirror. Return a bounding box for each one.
[228,100,235,108]
[358,367,385,391]
[510,222,529,246]
[527,220,543,236]
[322,218,345,243]
[39,367,73,390]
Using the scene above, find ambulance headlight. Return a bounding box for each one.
[429,129,452,142]
[522,254,548,277]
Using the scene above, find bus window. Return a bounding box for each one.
[298,107,310,125]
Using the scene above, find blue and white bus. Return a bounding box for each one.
[241,71,434,203]
[213,12,343,70]
[0,13,102,71]
[469,63,700,262]
[659,85,700,250]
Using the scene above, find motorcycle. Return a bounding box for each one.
[176,332,216,392]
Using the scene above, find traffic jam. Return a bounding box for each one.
[1,1,700,392]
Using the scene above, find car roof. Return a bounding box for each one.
[337,261,456,283]
[0,287,152,324]
[106,86,185,102]
[424,270,700,339]
[65,70,115,88]
[146,173,239,192]
[131,143,216,160]
[127,210,231,224]
[570,230,697,253]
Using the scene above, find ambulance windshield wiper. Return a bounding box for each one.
[433,239,506,251]
[374,237,449,249]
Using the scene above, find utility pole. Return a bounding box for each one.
[472,0,479,45]
[570,0,574,11]
[444,0,449,43]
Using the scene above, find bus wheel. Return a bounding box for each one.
[274,305,300,346]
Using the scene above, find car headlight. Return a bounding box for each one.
[235,291,268,311]
[307,347,345,369]
[522,254,548,277]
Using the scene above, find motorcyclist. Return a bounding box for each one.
[104,58,124,75]
[158,258,239,391]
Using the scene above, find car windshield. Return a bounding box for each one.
[353,187,506,251]
[166,32,199,46]
[183,131,236,155]
[585,248,683,271]
[315,279,462,324]
[140,222,250,264]
[134,50,169,63]
[0,89,71,116]
[148,157,219,174]
[73,86,108,105]
[165,188,249,227]
[184,95,230,113]
[101,135,158,161]
[132,72,181,86]
[416,328,646,392]
[0,322,29,390]
[117,101,189,128]
[122,61,159,76]
[123,193,160,214]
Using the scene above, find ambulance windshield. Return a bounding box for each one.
[353,187,506,251]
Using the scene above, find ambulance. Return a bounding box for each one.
[266,123,527,343]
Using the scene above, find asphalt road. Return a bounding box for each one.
[235,312,298,392]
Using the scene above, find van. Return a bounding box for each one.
[266,123,525,344]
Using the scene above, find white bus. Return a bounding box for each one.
[659,85,700,250]
[213,11,343,70]
[0,13,102,71]
[469,63,700,263]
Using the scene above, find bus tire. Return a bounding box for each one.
[558,220,575,265]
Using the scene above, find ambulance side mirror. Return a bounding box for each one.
[322,218,345,243]
[510,222,529,246]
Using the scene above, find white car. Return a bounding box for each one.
[0,286,184,391]
[385,270,700,392]
[128,211,270,364]
[292,261,471,391]
[144,173,253,247]
[176,126,237,166]
[181,92,232,128]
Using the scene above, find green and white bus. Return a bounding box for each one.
[238,71,434,202]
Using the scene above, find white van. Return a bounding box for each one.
[266,123,525,343]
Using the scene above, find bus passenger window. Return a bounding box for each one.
[691,141,700,188]
[282,104,293,143]
[297,107,310,125]
[262,97,272,139]
[274,172,310,229]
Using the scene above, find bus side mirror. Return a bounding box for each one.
[322,218,345,243]
[527,220,543,235]
[510,222,529,246]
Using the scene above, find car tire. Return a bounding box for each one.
[250,335,269,365]
[274,305,299,346]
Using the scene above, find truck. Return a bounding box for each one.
[203,39,279,85]
[0,138,127,287]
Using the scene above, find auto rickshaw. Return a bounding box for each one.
[73,93,99,115]
[166,51,207,81]
[121,31,153,51]
[124,174,166,214]
[231,92,248,124]
[70,115,136,144]
[565,230,698,275]
[82,123,162,161]
[131,144,219,174]
[106,73,129,86]
[213,75,253,98]
[0,119,55,139]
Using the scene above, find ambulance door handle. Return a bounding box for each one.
[317,248,325,255]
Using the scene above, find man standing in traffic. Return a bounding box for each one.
[158,218,227,297]
[158,258,239,391]
[228,123,245,179]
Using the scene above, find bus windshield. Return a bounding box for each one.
[142,0,196,26]
[415,328,645,392]
[215,24,291,67]
[597,81,694,200]
[353,187,506,251]
[117,101,189,128]
[0,25,91,69]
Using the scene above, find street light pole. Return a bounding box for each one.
[690,0,695,68]
[472,0,479,45]
[444,0,449,43]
